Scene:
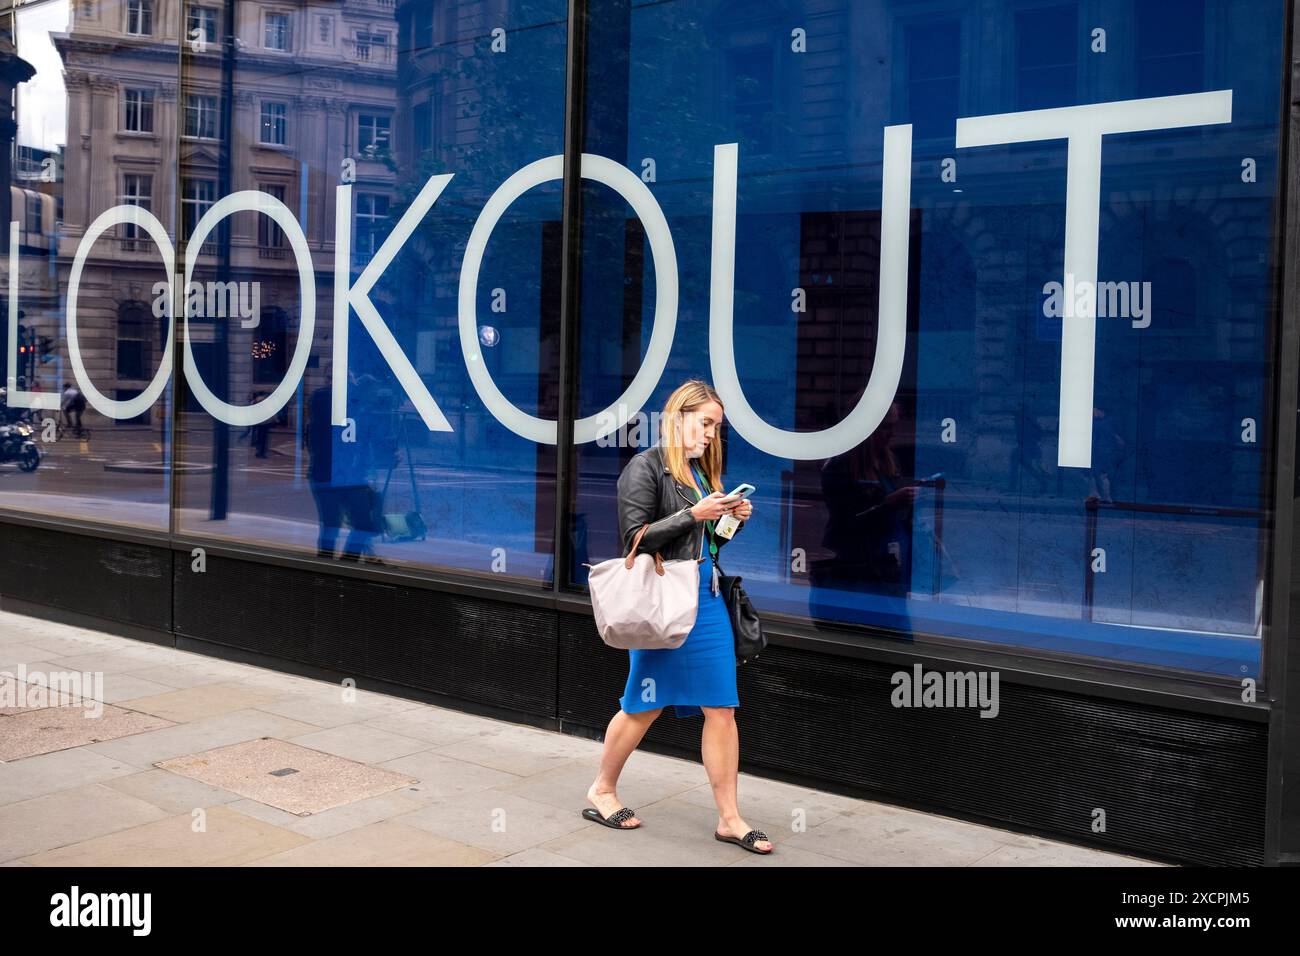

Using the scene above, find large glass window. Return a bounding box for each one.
[1015,6,1077,111]
[122,86,154,132]
[180,177,216,255]
[357,113,390,158]
[116,301,154,383]
[353,192,389,261]
[263,11,290,52]
[125,0,151,37]
[1,0,177,530]
[568,0,1288,682]
[354,31,388,62]
[257,182,288,257]
[166,0,568,584]
[186,4,217,46]
[118,172,152,250]
[0,0,1291,683]
[259,100,286,146]
[903,19,962,142]
[184,92,218,138]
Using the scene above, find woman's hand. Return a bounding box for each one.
[729,498,753,521]
[884,485,919,508]
[691,491,739,521]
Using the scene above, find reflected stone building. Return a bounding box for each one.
[49,0,398,431]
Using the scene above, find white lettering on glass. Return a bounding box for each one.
[709,129,913,460]
[2,93,1237,463]
[333,175,454,430]
[457,153,679,444]
[956,91,1232,468]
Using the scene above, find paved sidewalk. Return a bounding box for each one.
[0,608,1165,867]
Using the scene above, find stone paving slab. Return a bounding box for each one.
[155,737,418,816]
[20,804,311,866]
[0,701,174,761]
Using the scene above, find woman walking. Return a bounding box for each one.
[583,379,771,854]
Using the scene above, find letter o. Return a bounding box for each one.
[457,154,679,444]
[66,205,175,418]
[182,190,315,427]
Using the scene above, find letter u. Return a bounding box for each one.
[708,128,912,460]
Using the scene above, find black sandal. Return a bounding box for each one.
[582,806,641,829]
[715,828,772,853]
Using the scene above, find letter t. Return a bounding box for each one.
[955,91,1232,468]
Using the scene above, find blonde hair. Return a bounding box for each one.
[659,379,724,495]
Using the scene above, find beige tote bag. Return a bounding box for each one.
[585,523,702,650]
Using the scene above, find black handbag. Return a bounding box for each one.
[713,557,766,665]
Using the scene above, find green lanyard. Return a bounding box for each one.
[689,464,719,561]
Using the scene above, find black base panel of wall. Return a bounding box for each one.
[0,522,172,634]
[558,612,1267,866]
[172,551,557,719]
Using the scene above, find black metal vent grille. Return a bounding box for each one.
[172,552,557,718]
[0,521,171,631]
[558,611,1266,866]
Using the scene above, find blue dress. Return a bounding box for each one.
[619,483,739,719]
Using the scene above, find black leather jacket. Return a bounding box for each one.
[616,444,746,563]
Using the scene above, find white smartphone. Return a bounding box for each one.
[724,482,756,501]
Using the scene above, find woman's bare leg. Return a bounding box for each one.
[587,708,662,826]
[700,706,773,850]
